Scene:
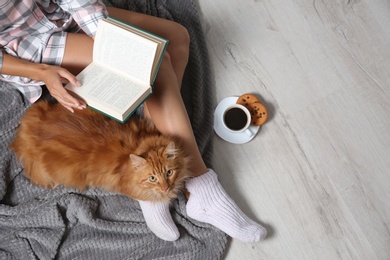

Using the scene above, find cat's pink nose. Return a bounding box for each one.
[162,186,169,192]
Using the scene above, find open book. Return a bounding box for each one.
[66,17,168,123]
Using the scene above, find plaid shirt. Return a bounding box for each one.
[0,0,108,102]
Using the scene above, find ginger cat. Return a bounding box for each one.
[11,100,191,202]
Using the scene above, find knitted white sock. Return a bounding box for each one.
[138,200,180,241]
[185,169,267,243]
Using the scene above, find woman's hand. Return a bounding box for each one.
[37,64,86,113]
[1,53,86,113]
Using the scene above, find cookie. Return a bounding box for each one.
[236,93,268,126]
[247,101,268,126]
[236,93,260,107]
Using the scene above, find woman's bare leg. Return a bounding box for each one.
[61,33,93,75]
[107,7,208,177]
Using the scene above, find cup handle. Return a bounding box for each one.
[244,128,254,137]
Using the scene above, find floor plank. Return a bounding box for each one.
[197,0,390,259]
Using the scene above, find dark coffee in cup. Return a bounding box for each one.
[223,107,249,131]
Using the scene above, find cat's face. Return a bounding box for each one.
[128,141,190,201]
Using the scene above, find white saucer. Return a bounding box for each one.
[214,96,260,144]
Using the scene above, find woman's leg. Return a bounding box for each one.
[61,33,93,75]
[106,7,208,177]
[106,12,267,242]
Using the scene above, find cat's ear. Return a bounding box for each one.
[129,154,147,169]
[164,141,178,159]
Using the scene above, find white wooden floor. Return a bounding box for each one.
[197,0,390,259]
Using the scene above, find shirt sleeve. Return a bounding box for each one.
[56,0,108,37]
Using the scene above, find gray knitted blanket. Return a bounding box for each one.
[0,0,227,259]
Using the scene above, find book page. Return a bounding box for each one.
[94,20,159,84]
[104,17,169,84]
[68,63,150,113]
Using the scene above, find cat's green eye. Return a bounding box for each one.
[149,176,157,182]
[167,169,174,176]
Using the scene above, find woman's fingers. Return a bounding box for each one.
[57,94,83,109]
[58,92,86,111]
[58,67,81,87]
[43,66,86,112]
[63,105,75,113]
[56,69,87,109]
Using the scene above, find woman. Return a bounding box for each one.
[0,0,266,243]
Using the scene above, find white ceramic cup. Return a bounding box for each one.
[222,104,254,137]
